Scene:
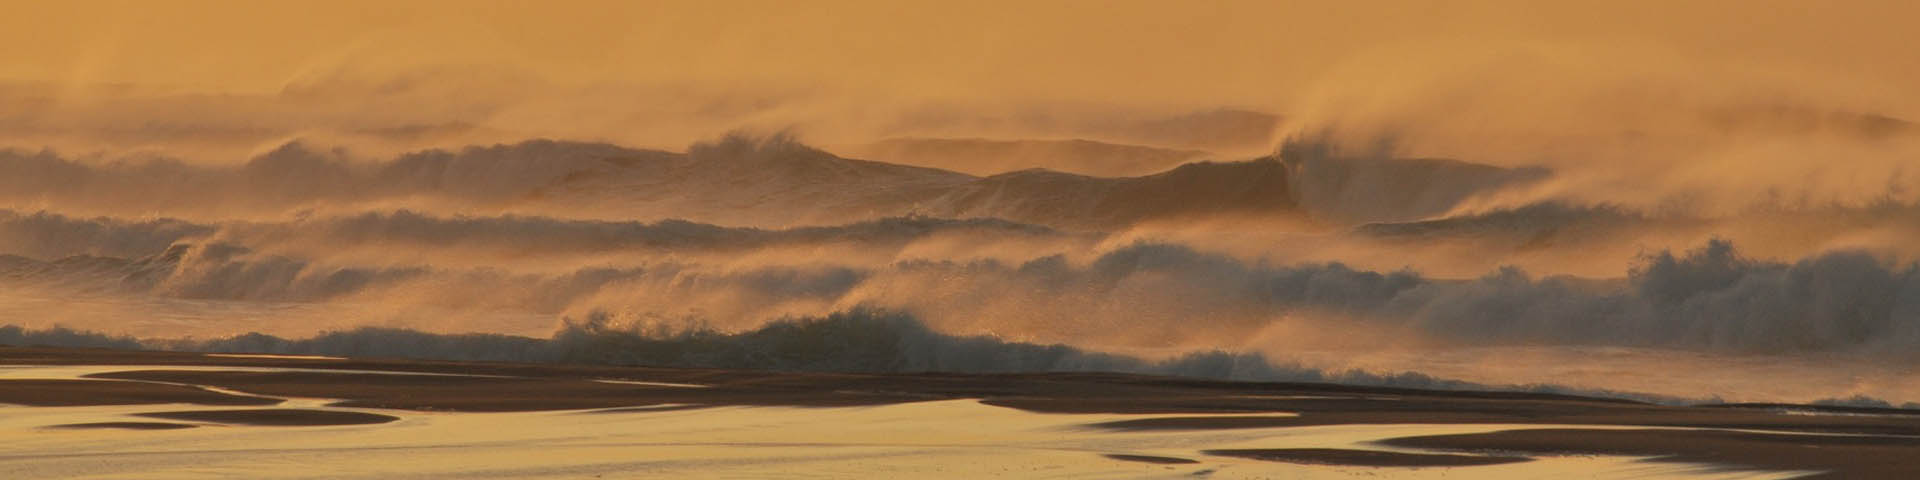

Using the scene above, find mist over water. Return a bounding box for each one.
[6,1,1920,407]
[4,127,1920,405]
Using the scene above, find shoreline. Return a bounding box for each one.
[4,345,1918,478]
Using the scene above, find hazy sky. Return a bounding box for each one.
[4,0,1915,114]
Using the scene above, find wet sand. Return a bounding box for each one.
[0,378,280,407]
[45,422,198,430]
[84,369,917,411]
[1101,453,1200,464]
[4,345,1918,478]
[1381,428,1920,479]
[1203,448,1531,467]
[133,409,400,426]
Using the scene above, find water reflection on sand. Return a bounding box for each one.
[0,365,1807,479]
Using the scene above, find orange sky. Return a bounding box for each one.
[3,0,1915,115]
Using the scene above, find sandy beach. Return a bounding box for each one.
[3,345,1914,478]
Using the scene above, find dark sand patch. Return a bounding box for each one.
[1701,403,1920,417]
[134,409,399,426]
[14,347,1920,438]
[45,422,198,430]
[1091,415,1308,431]
[0,379,283,407]
[1204,448,1530,467]
[1380,428,1920,479]
[87,370,925,412]
[0,346,1639,413]
[1078,401,1920,437]
[11,345,1920,476]
[1103,453,1201,464]
[577,404,713,414]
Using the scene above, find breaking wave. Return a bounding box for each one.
[0,210,214,260]
[5,134,1920,405]
[5,211,1918,355]
[0,310,1682,404]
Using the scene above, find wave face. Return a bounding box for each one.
[852,137,1212,177]
[1277,137,1552,224]
[0,210,214,260]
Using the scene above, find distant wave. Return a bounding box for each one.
[0,134,1374,229]
[0,208,1070,262]
[852,137,1212,177]
[0,140,657,217]
[0,133,1577,231]
[538,133,1311,229]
